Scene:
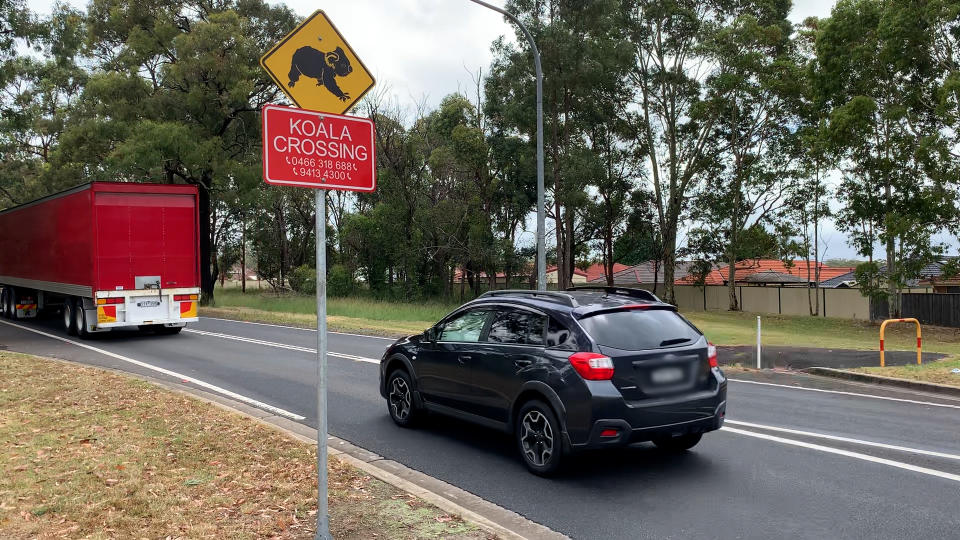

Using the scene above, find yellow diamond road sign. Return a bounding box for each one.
[260,10,375,114]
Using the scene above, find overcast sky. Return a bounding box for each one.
[31,0,958,261]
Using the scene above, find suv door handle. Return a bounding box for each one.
[512,357,533,367]
[458,355,472,364]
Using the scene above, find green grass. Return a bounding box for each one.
[685,311,960,357]
[213,288,458,323]
[207,288,960,358]
[205,288,458,336]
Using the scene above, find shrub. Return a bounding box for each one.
[328,264,355,297]
[289,265,316,295]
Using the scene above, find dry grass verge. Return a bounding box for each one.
[850,357,960,388]
[0,351,488,539]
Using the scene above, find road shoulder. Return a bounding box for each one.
[177,381,567,540]
[28,351,567,540]
[725,366,960,406]
[804,366,960,398]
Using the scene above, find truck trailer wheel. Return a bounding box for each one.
[6,287,18,320]
[0,288,7,318]
[74,301,91,339]
[63,298,78,336]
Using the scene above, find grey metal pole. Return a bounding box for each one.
[467,0,545,291]
[314,189,330,540]
[756,316,762,370]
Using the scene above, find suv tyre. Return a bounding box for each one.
[516,400,563,476]
[386,369,420,427]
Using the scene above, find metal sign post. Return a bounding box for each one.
[314,190,329,540]
[260,104,375,540]
[260,8,376,536]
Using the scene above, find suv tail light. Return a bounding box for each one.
[569,352,615,380]
[707,342,718,368]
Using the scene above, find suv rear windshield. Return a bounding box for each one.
[578,309,701,351]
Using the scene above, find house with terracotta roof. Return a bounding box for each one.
[545,265,590,284]
[822,259,960,291]
[678,259,855,287]
[587,261,698,286]
[583,262,629,283]
[453,269,530,288]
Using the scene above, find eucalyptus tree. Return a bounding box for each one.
[687,1,799,311]
[485,0,635,289]
[789,17,836,316]
[624,0,741,305]
[817,0,957,316]
[923,1,960,244]
[47,0,298,303]
[0,3,84,206]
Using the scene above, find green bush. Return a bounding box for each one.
[328,264,355,297]
[289,265,316,295]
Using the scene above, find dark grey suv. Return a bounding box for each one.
[378,287,727,475]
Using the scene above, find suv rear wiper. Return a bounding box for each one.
[659,338,691,347]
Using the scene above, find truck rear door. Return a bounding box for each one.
[94,191,199,292]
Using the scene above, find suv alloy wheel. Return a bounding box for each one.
[386,370,420,427]
[516,400,563,475]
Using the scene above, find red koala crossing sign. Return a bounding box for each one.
[262,104,376,191]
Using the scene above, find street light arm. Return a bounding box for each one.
[467,0,542,70]
[468,0,546,292]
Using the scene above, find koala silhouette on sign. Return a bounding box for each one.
[287,43,354,102]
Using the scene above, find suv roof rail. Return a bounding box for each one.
[565,286,661,303]
[478,289,578,307]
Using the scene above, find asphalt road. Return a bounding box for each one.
[2,316,960,539]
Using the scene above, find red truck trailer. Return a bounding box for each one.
[0,182,201,337]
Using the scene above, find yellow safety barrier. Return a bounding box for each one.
[879,318,922,367]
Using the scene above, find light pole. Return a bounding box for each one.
[467,0,545,291]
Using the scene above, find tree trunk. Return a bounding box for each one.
[885,184,899,317]
[241,218,246,294]
[813,201,820,316]
[604,225,614,286]
[564,211,575,289]
[277,199,288,291]
[652,261,660,296]
[661,226,678,305]
[197,183,215,304]
[727,251,739,311]
[554,200,567,289]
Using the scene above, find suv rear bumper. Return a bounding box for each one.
[568,379,727,450]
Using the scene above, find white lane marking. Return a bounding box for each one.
[729,378,960,409]
[200,316,399,340]
[0,319,306,421]
[721,427,960,483]
[184,328,381,364]
[726,419,960,461]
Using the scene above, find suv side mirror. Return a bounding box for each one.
[425,327,438,342]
